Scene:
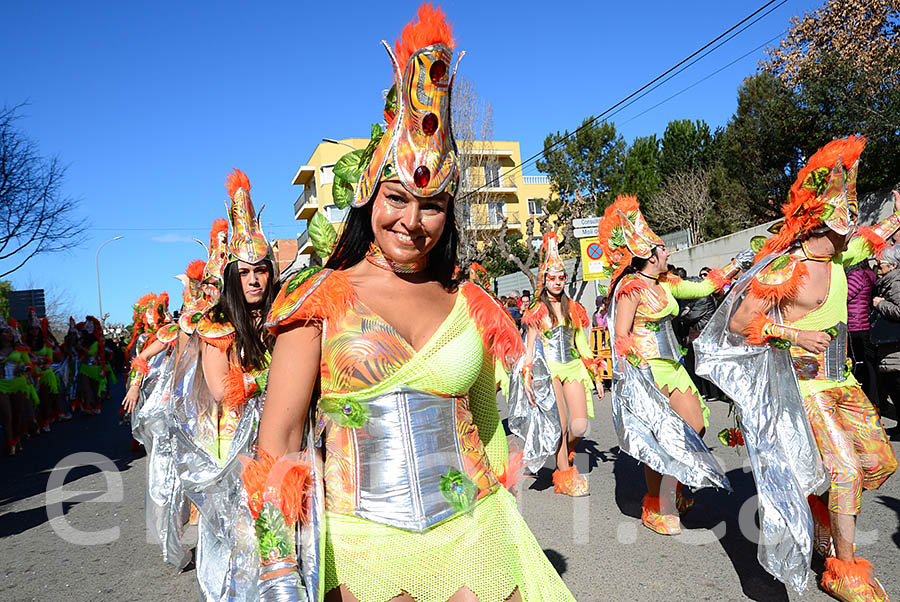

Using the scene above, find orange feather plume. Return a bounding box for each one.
[186,260,206,281]
[225,168,251,199]
[760,136,866,256]
[136,293,156,309]
[157,291,169,310]
[598,194,641,284]
[394,3,455,69]
[210,217,229,239]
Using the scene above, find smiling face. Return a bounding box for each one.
[237,260,270,307]
[545,271,566,297]
[370,181,449,264]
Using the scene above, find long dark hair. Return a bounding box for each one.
[537,286,572,328]
[210,259,279,371]
[608,249,658,313]
[325,184,459,290]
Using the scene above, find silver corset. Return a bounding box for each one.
[331,388,489,532]
[823,322,849,381]
[544,325,576,363]
[653,316,682,361]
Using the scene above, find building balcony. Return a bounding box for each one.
[522,175,549,185]
[294,189,318,220]
[297,229,312,255]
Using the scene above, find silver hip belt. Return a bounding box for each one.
[653,316,682,361]
[545,325,576,363]
[338,387,491,532]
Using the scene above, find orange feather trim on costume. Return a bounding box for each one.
[461,282,524,370]
[569,302,590,328]
[186,259,206,281]
[267,270,355,335]
[521,303,549,329]
[200,332,234,352]
[856,226,887,257]
[394,3,455,70]
[748,260,807,305]
[658,273,682,287]
[615,276,651,301]
[823,556,874,583]
[210,217,228,238]
[743,313,774,346]
[642,493,663,513]
[131,356,151,376]
[495,447,525,492]
[225,168,251,198]
[223,363,248,408]
[614,333,639,359]
[240,447,311,526]
[552,464,579,489]
[705,268,729,291]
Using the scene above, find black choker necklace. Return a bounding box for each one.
[637,271,659,282]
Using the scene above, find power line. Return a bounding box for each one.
[458,0,787,201]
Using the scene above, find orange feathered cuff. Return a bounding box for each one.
[131,356,151,376]
[743,313,799,347]
[859,212,900,257]
[461,282,524,369]
[614,334,646,367]
[582,356,603,379]
[706,267,731,291]
[240,448,311,526]
[495,448,525,492]
[223,363,257,408]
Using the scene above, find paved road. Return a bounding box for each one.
[2,379,898,601]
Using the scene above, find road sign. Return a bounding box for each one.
[572,217,601,229]
[579,237,605,281]
[574,227,597,239]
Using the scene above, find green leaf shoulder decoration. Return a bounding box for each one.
[309,211,338,259]
[285,266,322,295]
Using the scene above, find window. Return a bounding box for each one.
[320,164,335,185]
[528,199,544,216]
[326,205,349,222]
[489,202,505,224]
[484,164,501,187]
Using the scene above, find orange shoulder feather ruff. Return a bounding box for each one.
[615,276,650,301]
[748,258,808,305]
[461,282,524,369]
[569,302,590,328]
[521,303,549,329]
[267,269,355,335]
[394,2,455,68]
[225,168,251,198]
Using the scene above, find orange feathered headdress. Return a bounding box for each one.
[350,2,461,208]
[759,136,866,257]
[537,231,566,293]
[204,217,229,288]
[597,195,663,283]
[225,169,272,266]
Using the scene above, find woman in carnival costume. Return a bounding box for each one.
[242,5,575,601]
[707,137,898,601]
[598,194,752,535]
[509,231,602,496]
[75,315,108,415]
[4,319,40,437]
[170,171,277,601]
[0,318,35,455]
[26,308,63,432]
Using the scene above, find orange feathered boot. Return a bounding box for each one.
[821,557,889,602]
[552,452,589,497]
[642,494,681,535]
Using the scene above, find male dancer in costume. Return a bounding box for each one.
[728,137,897,601]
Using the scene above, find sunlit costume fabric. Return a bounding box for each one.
[597,195,742,492]
[172,174,273,602]
[697,136,897,597]
[509,232,600,477]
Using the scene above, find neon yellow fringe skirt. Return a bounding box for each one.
[546,358,595,419]
[323,487,575,602]
[647,358,709,428]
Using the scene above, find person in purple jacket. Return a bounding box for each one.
[847,259,878,403]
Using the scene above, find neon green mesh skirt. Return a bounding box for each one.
[323,487,575,602]
[647,358,709,428]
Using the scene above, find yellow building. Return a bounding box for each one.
[291,138,552,256]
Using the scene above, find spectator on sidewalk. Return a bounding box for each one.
[872,245,900,434]
[847,259,878,403]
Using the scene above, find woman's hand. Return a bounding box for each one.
[122,384,140,413]
[873,296,885,307]
[595,381,605,400]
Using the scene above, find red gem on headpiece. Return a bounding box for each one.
[413,166,431,188]
[422,113,438,136]
[429,60,447,82]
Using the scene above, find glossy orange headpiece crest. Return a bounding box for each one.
[225,169,272,265]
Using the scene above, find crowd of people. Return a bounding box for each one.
[0,310,125,456]
[59,5,896,602]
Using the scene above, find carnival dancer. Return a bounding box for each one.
[598,194,752,536]
[169,170,277,601]
[5,319,39,438]
[509,231,603,496]
[77,316,108,415]
[27,308,62,431]
[721,137,897,601]
[0,319,32,455]
[241,6,575,601]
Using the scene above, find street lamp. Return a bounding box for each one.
[321,138,358,150]
[96,236,124,326]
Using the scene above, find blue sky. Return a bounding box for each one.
[1,0,820,323]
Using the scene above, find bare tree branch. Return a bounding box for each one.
[646,169,712,245]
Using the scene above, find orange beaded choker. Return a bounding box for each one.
[365,243,427,274]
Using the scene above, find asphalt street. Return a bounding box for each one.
[1,379,898,601]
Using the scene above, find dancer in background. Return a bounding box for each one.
[513,231,602,496]
[599,194,751,535]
